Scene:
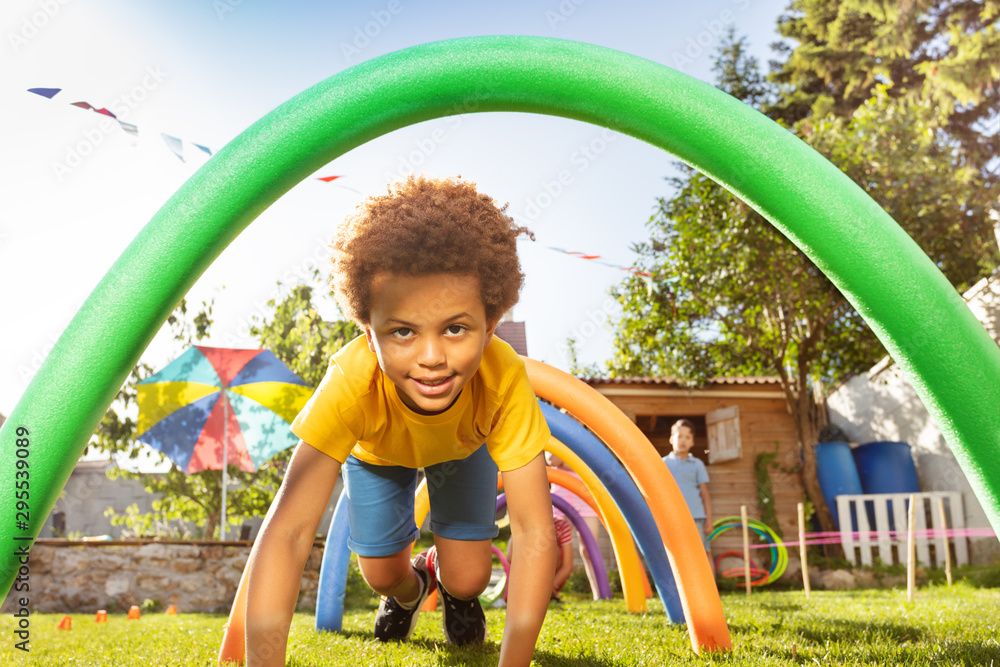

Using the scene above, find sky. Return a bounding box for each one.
[0,0,792,439]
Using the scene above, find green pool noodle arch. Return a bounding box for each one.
[2,35,998,649]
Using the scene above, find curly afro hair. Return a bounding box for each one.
[330,175,534,326]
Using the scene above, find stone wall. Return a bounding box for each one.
[0,542,324,614]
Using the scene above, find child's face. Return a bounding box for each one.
[365,272,497,415]
[670,425,694,455]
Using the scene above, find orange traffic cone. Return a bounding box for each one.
[165,605,177,615]
[57,615,72,630]
[421,589,438,612]
[127,605,141,620]
[94,610,108,623]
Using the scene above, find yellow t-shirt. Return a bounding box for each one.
[290,335,550,471]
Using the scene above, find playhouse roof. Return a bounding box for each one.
[581,376,782,387]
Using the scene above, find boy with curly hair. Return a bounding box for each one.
[243,175,556,667]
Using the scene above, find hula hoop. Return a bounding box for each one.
[709,520,785,582]
[482,543,511,607]
[720,568,771,586]
[709,517,788,584]
[713,551,770,586]
[711,524,778,577]
[713,550,751,574]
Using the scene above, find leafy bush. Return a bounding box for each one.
[960,561,1000,589]
[140,598,162,613]
[562,567,592,595]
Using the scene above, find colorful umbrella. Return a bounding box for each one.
[135,346,313,539]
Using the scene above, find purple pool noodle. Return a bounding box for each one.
[497,492,612,599]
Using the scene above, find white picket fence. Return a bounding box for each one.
[836,492,968,567]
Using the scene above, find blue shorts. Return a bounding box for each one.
[341,444,500,558]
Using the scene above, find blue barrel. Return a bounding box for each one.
[852,441,920,494]
[815,441,864,528]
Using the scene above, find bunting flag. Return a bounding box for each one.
[27,87,60,99]
[70,101,116,117]
[317,175,360,193]
[160,133,185,162]
[27,87,354,190]
[27,86,213,160]
[545,245,675,309]
[547,246,651,277]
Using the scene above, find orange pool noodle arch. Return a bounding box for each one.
[523,358,731,652]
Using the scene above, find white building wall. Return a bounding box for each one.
[827,269,1000,564]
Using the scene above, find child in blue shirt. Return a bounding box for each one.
[662,419,713,554]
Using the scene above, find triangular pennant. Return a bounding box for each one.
[640,274,657,298]
[317,175,341,182]
[27,87,61,99]
[118,120,138,136]
[71,101,95,111]
[193,143,213,156]
[161,133,185,162]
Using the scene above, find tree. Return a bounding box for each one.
[801,84,998,289]
[248,270,361,388]
[607,28,997,537]
[96,274,360,539]
[564,337,605,379]
[769,0,999,182]
[712,27,772,109]
[609,160,881,536]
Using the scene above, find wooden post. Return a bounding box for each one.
[798,502,811,599]
[741,505,751,596]
[937,496,953,586]
[907,493,916,602]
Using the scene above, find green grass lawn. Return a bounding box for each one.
[2,584,998,666]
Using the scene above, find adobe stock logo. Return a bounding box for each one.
[671,0,753,71]
[544,0,587,30]
[340,0,404,63]
[8,0,74,53]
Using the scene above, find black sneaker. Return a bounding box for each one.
[373,552,435,642]
[437,566,487,645]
